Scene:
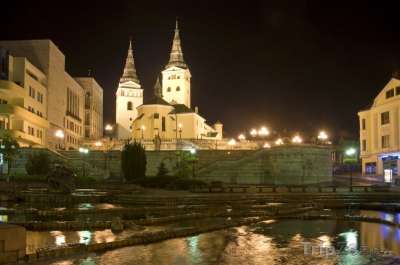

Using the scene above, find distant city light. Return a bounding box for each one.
[95,141,102,147]
[238,134,246,140]
[250,129,258,137]
[263,142,271,148]
[258,126,270,136]
[318,131,328,140]
[292,135,303,143]
[55,129,64,139]
[275,138,284,145]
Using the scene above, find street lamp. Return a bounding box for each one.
[275,138,284,145]
[105,124,113,132]
[238,134,246,141]
[79,147,89,178]
[292,135,303,144]
[318,131,328,141]
[258,126,270,137]
[95,141,102,147]
[140,125,146,140]
[228,138,236,150]
[178,123,183,139]
[263,142,271,148]
[55,130,64,150]
[250,129,258,137]
[344,147,357,192]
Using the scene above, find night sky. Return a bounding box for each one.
[3,1,400,141]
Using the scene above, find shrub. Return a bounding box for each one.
[156,161,169,177]
[173,151,193,178]
[121,141,147,182]
[25,152,51,175]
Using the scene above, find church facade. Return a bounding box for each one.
[116,21,223,142]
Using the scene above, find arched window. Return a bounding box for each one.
[127,101,133,110]
[176,86,180,91]
[167,87,171,92]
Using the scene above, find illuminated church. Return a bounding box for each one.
[115,21,223,142]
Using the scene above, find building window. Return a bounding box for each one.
[382,135,390,148]
[396,86,400,95]
[127,101,133,110]
[167,87,171,92]
[386,89,394,99]
[362,139,366,151]
[154,113,159,119]
[362,119,366,130]
[162,117,166,131]
[381,111,390,125]
[176,86,180,91]
[365,162,376,175]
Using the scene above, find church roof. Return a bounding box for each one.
[169,104,195,114]
[120,40,140,84]
[165,19,188,70]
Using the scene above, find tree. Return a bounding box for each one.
[157,161,169,177]
[0,131,19,179]
[25,152,51,175]
[121,141,146,182]
[173,151,192,178]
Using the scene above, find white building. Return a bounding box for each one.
[115,41,143,140]
[358,74,400,178]
[129,20,223,143]
[0,40,104,150]
[75,77,103,140]
[0,49,49,147]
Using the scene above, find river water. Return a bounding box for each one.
[29,215,400,265]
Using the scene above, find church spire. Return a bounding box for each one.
[120,39,140,84]
[154,76,162,98]
[165,18,187,69]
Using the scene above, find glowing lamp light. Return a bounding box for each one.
[228,138,236,146]
[141,125,146,130]
[95,141,102,147]
[258,126,270,136]
[292,135,303,143]
[250,129,258,137]
[178,123,183,129]
[263,142,271,148]
[189,148,197,155]
[345,148,356,156]
[79,147,89,154]
[238,134,246,140]
[55,130,64,139]
[318,131,328,140]
[105,124,113,131]
[275,138,284,145]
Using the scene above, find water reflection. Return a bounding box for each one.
[26,229,134,254]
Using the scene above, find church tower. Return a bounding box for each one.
[161,19,192,108]
[116,40,143,140]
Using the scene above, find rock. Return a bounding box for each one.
[111,218,124,233]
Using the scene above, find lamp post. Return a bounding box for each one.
[178,123,183,139]
[55,130,65,150]
[104,124,114,171]
[140,125,146,140]
[190,148,197,179]
[317,131,329,144]
[228,138,236,150]
[292,135,303,144]
[79,147,89,178]
[344,147,357,192]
